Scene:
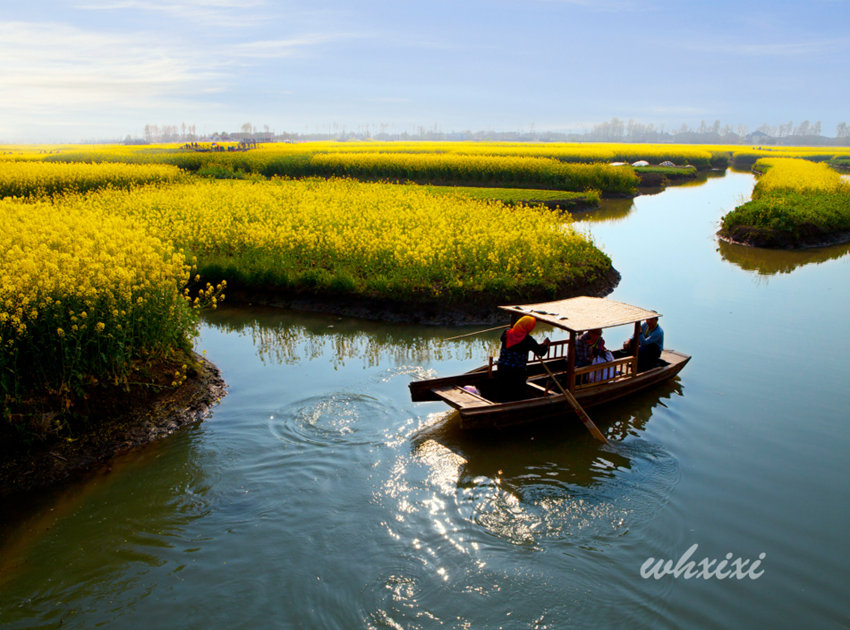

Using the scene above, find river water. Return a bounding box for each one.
[2,171,849,629]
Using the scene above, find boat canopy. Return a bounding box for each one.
[499,296,660,333]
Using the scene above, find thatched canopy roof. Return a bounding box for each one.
[499,296,660,333]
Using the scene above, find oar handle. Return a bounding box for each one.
[443,325,509,342]
[537,357,608,444]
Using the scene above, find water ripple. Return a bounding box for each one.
[461,438,680,547]
[387,423,680,553]
[362,563,446,629]
[267,392,400,448]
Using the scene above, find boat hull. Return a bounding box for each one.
[410,350,690,430]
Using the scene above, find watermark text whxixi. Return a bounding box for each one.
[641,544,766,580]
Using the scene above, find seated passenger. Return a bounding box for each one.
[576,328,605,368]
[623,317,664,371]
[588,345,615,383]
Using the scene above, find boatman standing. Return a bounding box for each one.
[496,316,550,401]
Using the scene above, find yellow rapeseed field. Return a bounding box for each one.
[0,197,214,414]
[0,160,184,198]
[57,177,611,300]
[306,151,637,193]
[250,140,719,166]
[24,140,850,175]
[752,157,848,195]
[2,155,610,424]
[39,140,725,174]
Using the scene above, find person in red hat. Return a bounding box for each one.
[495,316,550,401]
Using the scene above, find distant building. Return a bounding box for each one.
[745,130,774,145]
[231,132,275,143]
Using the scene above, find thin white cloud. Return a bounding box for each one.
[232,34,354,59]
[531,0,646,11]
[0,19,346,109]
[682,37,849,57]
[366,97,411,104]
[646,106,708,117]
[74,0,270,28]
[0,18,352,142]
[0,21,220,111]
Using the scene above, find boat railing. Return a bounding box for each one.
[534,339,569,361]
[530,340,637,390]
[530,354,636,392]
[574,357,635,389]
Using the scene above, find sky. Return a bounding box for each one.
[1,0,849,143]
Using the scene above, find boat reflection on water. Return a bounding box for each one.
[411,377,684,482]
[717,238,850,276]
[594,377,684,441]
[407,378,685,547]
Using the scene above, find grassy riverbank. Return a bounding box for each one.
[633,164,699,187]
[423,185,600,210]
[719,158,850,247]
[0,351,224,497]
[288,152,638,195]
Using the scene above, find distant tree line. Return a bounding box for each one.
[136,123,199,143]
[581,118,849,145]
[124,119,850,146]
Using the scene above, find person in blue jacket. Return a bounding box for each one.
[623,317,664,371]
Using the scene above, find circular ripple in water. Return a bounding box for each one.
[360,563,449,629]
[459,438,680,548]
[268,392,400,448]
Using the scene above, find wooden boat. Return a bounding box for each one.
[410,296,691,430]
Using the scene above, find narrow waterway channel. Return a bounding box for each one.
[1,170,849,628]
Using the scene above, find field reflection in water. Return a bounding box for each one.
[718,238,850,276]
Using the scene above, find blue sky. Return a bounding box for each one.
[2,0,848,142]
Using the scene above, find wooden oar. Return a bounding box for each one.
[536,356,608,444]
[443,324,508,342]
